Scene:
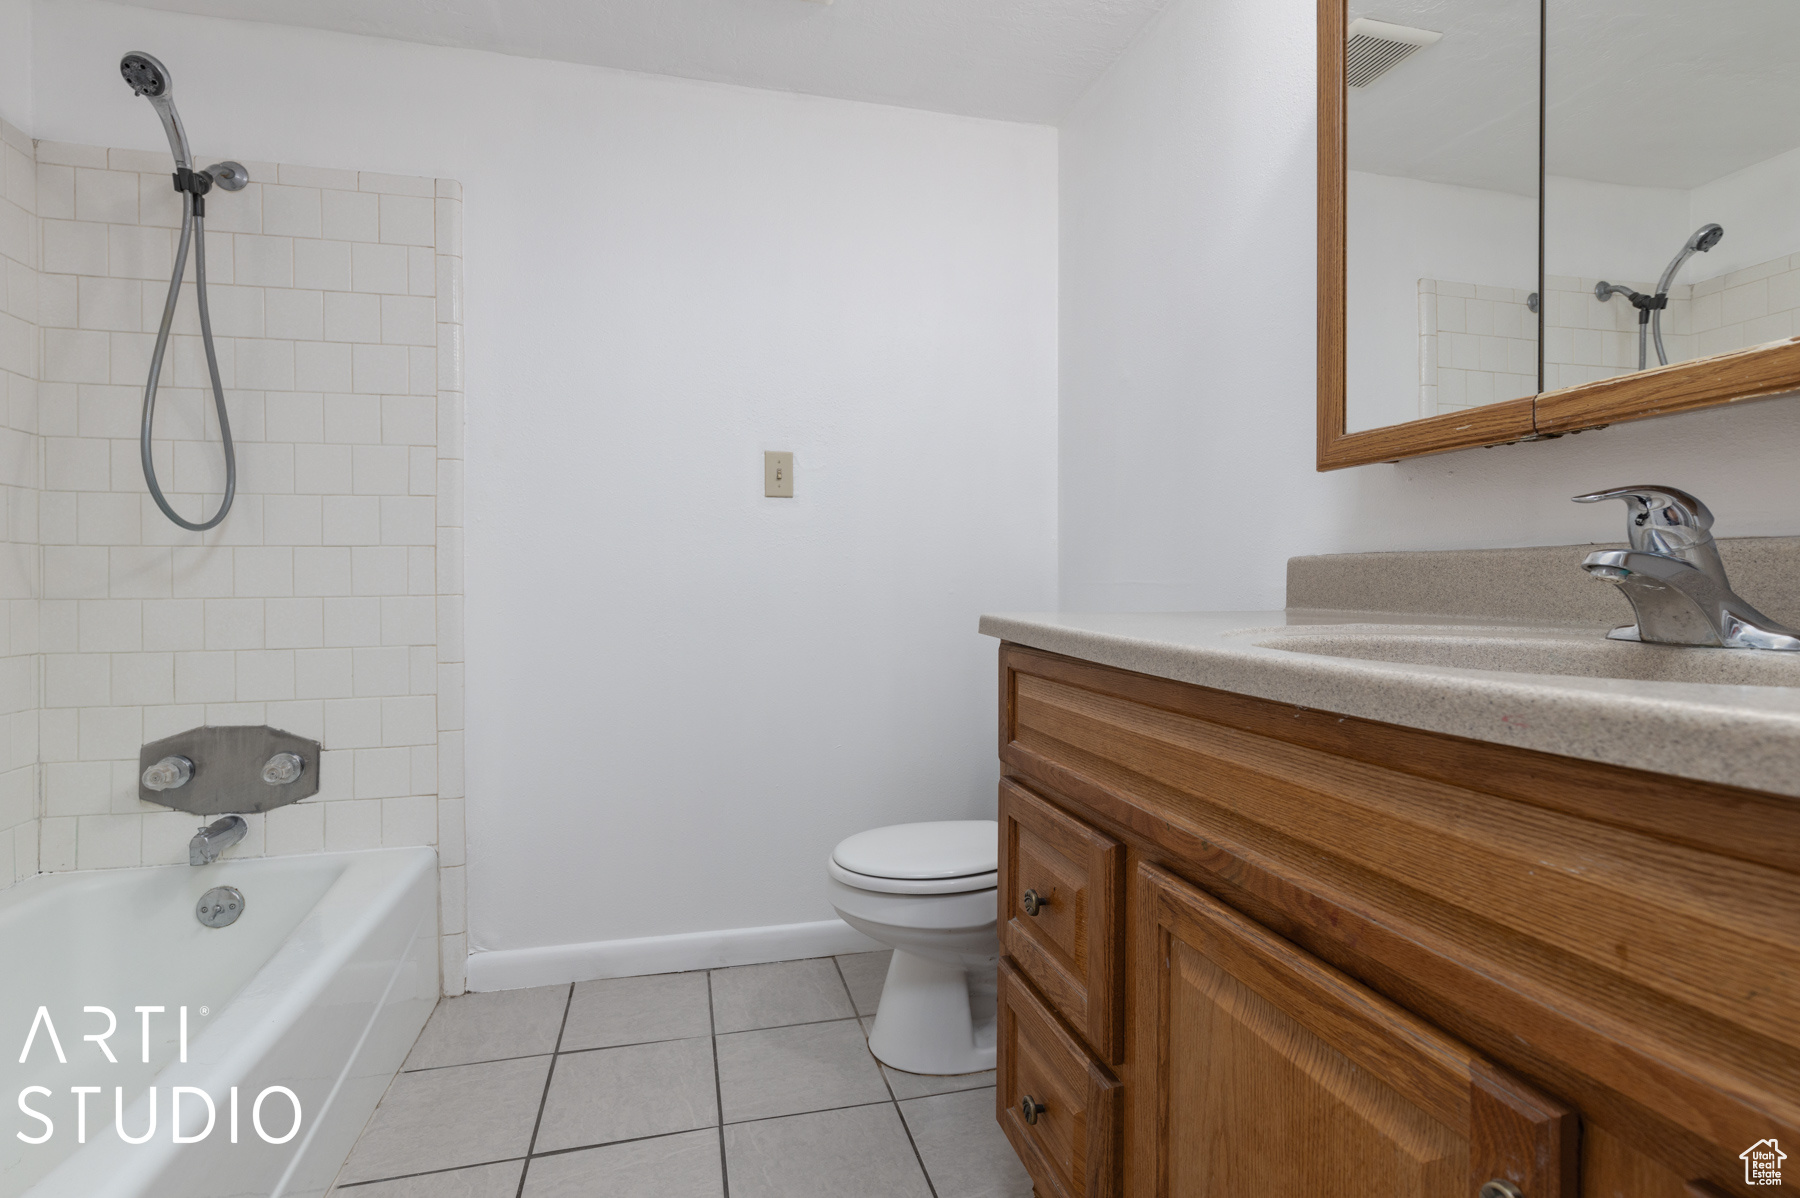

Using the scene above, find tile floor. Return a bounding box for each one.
[330,951,1033,1197]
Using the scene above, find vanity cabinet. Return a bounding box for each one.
[992,642,1800,1198]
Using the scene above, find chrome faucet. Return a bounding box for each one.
[190,815,247,866]
[1574,485,1800,650]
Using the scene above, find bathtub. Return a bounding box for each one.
[1,847,438,1198]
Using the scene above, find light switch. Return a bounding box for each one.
[764,451,794,498]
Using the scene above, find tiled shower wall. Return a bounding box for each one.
[0,120,40,891]
[1422,254,1800,416]
[0,120,468,995]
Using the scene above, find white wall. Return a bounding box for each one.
[1346,170,1536,431]
[27,2,1059,961]
[1059,0,1800,614]
[0,0,30,134]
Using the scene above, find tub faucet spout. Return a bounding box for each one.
[190,815,247,865]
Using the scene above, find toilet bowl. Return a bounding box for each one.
[827,820,998,1076]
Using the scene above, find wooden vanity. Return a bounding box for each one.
[991,641,1799,1198]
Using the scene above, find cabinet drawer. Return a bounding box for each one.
[999,778,1124,1061]
[997,958,1121,1198]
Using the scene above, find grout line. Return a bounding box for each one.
[513,983,575,1198]
[713,1012,868,1039]
[707,969,730,1198]
[334,1156,527,1188]
[831,956,939,1198]
[403,1049,554,1073]
[528,1124,721,1161]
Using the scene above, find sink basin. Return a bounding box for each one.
[1255,626,1800,687]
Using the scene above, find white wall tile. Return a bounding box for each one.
[381,496,435,545]
[43,220,109,275]
[324,291,380,343]
[354,747,409,798]
[381,596,434,646]
[437,796,464,866]
[266,597,323,649]
[237,650,296,701]
[109,225,175,281]
[325,394,381,444]
[292,242,351,295]
[204,598,265,649]
[294,341,352,392]
[352,345,408,394]
[324,798,381,850]
[352,242,409,295]
[111,652,174,706]
[295,648,354,699]
[378,194,435,247]
[265,801,324,855]
[382,695,435,746]
[234,234,294,288]
[382,794,436,845]
[174,650,237,703]
[40,817,78,871]
[323,495,381,545]
[322,190,380,242]
[294,547,353,596]
[78,599,142,652]
[263,185,323,238]
[360,172,434,198]
[143,600,205,651]
[278,164,360,191]
[380,295,435,346]
[352,646,409,697]
[353,445,409,495]
[77,813,142,868]
[324,596,380,646]
[235,547,294,597]
[325,696,383,748]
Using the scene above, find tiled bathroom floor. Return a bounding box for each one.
[330,951,1033,1197]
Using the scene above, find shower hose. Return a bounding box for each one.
[142,183,235,530]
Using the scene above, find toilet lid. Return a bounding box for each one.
[831,821,998,880]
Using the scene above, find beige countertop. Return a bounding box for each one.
[978,605,1800,800]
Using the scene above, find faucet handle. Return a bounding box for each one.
[1573,485,1727,580]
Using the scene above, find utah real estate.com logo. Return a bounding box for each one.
[1743,1138,1787,1187]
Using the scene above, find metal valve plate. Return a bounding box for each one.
[196,886,246,929]
[138,725,321,814]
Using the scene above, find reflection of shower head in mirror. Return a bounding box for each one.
[1659,223,1723,295]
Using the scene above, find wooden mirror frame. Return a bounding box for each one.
[1316,0,1800,471]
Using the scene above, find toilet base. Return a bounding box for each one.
[866,949,997,1076]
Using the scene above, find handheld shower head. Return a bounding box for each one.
[1656,223,1725,297]
[120,51,193,169]
[119,52,170,97]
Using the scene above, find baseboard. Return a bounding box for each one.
[464,918,883,992]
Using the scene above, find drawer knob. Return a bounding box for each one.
[1020,1095,1046,1125]
[1479,1183,1524,1198]
[1021,888,1047,916]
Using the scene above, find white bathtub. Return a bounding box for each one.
[1,848,438,1198]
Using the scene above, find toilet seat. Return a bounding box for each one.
[830,821,997,895]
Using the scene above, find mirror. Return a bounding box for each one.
[1544,0,1800,390]
[1319,0,1800,468]
[1343,1,1541,434]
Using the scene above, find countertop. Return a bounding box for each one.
[978,608,1800,799]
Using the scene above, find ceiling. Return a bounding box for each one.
[104,0,1173,124]
[1349,0,1800,194]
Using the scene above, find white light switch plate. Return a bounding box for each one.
[764,451,794,498]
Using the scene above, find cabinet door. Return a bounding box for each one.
[1136,862,1576,1198]
[1000,778,1125,1061]
[998,959,1122,1198]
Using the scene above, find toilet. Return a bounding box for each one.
[827,820,999,1076]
